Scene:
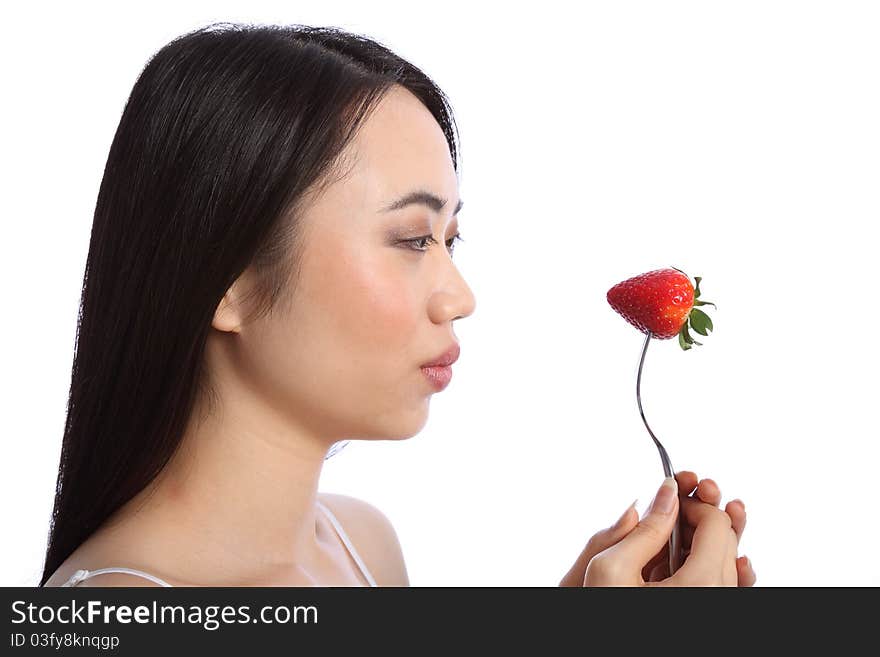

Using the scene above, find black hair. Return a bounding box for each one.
[40,21,459,586]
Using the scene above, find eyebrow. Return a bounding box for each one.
[381,189,463,216]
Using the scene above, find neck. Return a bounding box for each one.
[112,379,334,583]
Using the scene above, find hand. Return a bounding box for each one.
[559,471,756,587]
[640,471,755,585]
[558,497,640,587]
[579,472,756,586]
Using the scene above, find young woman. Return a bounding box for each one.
[41,23,755,588]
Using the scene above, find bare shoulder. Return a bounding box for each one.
[318,492,409,586]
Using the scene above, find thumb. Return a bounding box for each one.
[604,477,679,573]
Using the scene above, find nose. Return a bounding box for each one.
[427,259,477,324]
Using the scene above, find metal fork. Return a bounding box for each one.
[636,332,684,578]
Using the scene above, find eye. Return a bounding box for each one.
[401,232,464,255]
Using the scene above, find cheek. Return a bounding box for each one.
[235,259,420,413]
[236,245,429,436]
[299,235,421,360]
[342,256,420,352]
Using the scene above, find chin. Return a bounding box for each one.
[339,398,430,442]
[369,416,429,442]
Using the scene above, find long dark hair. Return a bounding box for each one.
[41,21,459,586]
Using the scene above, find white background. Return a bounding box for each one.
[2,1,878,586]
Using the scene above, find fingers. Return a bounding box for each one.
[675,471,721,506]
[679,496,745,547]
[641,545,668,581]
[725,499,747,545]
[560,500,639,586]
[736,555,757,587]
[674,471,698,497]
[597,478,679,576]
[648,561,666,582]
[676,471,747,545]
[676,496,738,578]
[584,473,750,587]
[695,478,722,506]
[589,500,640,554]
[670,472,750,586]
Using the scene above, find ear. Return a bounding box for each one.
[212,279,245,334]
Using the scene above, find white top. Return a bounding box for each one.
[59,501,378,587]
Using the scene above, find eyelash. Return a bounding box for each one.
[401,232,464,254]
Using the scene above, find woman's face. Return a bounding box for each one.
[217,85,476,443]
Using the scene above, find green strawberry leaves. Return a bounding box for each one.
[678,331,691,350]
[689,308,714,336]
[673,271,717,351]
[678,322,702,350]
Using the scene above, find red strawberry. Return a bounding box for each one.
[606,267,716,350]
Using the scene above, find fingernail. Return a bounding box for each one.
[613,499,638,528]
[648,477,678,515]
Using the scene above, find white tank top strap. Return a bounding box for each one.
[59,505,377,588]
[60,567,173,587]
[316,501,378,587]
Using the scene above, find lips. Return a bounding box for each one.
[421,343,460,368]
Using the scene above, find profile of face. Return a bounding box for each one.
[210,85,477,446]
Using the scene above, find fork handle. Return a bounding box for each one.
[637,332,685,576]
[656,441,684,576]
